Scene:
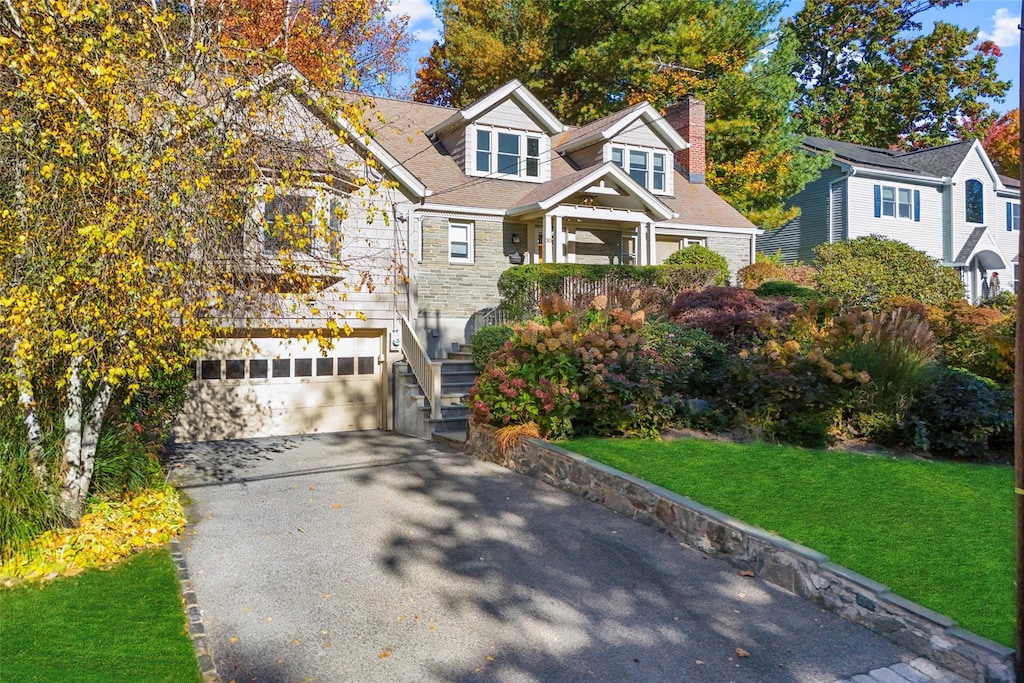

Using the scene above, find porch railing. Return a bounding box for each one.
[399,314,442,421]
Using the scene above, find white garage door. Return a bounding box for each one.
[174,334,383,442]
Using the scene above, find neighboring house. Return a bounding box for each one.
[174,72,759,442]
[760,136,1021,302]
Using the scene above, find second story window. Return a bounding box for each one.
[263,194,315,254]
[1007,202,1019,231]
[965,179,983,223]
[610,145,669,194]
[474,128,541,179]
[873,184,920,221]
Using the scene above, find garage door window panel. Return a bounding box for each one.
[294,358,313,377]
[338,357,355,375]
[201,360,221,380]
[272,359,291,378]
[249,359,268,379]
[316,358,334,376]
[358,357,374,375]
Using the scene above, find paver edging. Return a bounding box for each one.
[170,538,221,683]
[466,422,1014,683]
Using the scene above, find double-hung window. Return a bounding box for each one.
[474,128,541,179]
[873,184,920,221]
[1007,202,1020,231]
[449,221,473,264]
[610,145,669,194]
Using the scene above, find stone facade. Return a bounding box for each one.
[705,232,753,284]
[466,423,1015,683]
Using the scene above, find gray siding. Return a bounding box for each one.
[439,127,466,172]
[574,227,622,264]
[760,165,845,263]
[830,181,846,242]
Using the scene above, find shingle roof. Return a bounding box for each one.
[954,226,987,264]
[359,95,753,228]
[802,136,938,177]
[896,140,974,177]
[552,102,647,151]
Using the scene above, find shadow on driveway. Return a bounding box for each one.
[168,431,914,683]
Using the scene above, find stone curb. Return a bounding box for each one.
[465,424,1014,683]
[170,538,221,683]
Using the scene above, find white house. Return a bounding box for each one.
[760,136,1021,302]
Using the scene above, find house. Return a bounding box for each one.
[173,74,759,443]
[760,136,1021,301]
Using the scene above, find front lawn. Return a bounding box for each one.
[566,436,1014,647]
[0,548,200,683]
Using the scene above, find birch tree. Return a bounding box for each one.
[0,0,399,524]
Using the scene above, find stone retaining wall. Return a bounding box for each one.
[466,423,1014,683]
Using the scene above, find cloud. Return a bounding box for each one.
[978,8,1021,48]
[389,0,442,42]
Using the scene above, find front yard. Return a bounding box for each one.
[0,548,200,683]
[566,436,1014,647]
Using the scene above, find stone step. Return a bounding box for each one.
[447,350,474,362]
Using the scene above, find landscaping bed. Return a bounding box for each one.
[565,435,1014,647]
[0,547,200,682]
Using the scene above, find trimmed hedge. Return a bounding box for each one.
[497,264,718,319]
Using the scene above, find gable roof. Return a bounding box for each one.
[896,140,975,177]
[424,80,565,138]
[802,136,938,178]
[507,163,675,220]
[554,102,688,153]
[354,94,753,228]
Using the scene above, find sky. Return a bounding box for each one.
[387,0,1020,115]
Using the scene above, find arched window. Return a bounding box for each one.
[965,179,984,223]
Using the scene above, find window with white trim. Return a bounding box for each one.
[449,221,473,264]
[609,145,670,194]
[263,193,316,254]
[682,236,706,248]
[965,179,984,223]
[473,127,541,179]
[1008,202,1020,231]
[873,184,920,221]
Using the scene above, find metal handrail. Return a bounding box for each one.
[399,314,442,421]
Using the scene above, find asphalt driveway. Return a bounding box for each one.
[168,432,924,683]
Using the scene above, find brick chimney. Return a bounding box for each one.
[663,95,705,184]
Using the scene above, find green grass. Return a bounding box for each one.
[0,548,201,682]
[566,436,1015,646]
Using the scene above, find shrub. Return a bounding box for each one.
[828,309,937,441]
[900,366,1012,460]
[754,280,825,307]
[813,236,964,309]
[470,325,515,370]
[664,244,730,285]
[118,361,192,445]
[669,287,797,348]
[0,440,62,561]
[983,291,1017,316]
[640,322,726,397]
[91,425,164,497]
[496,264,718,319]
[927,299,1011,385]
[738,259,816,289]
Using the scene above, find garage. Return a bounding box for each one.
[173,332,384,442]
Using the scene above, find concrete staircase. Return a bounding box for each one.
[393,344,477,442]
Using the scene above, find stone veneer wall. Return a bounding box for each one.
[704,232,752,284]
[465,423,1014,683]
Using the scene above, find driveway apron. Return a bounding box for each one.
[169,432,921,683]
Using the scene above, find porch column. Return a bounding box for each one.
[647,222,657,265]
[636,221,647,265]
[543,215,553,264]
[554,215,566,264]
[567,226,577,263]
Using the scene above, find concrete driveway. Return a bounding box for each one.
[168,432,924,683]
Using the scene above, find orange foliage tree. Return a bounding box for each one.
[220,0,411,91]
[983,109,1020,179]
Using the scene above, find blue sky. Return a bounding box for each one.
[388,0,1019,115]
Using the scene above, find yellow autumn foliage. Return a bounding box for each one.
[0,485,186,586]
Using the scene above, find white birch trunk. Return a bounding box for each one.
[60,356,112,525]
[10,342,47,481]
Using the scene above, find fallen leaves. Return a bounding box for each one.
[740,569,755,577]
[735,647,750,658]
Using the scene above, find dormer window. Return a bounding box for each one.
[610,145,668,193]
[474,127,541,179]
[965,179,983,223]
